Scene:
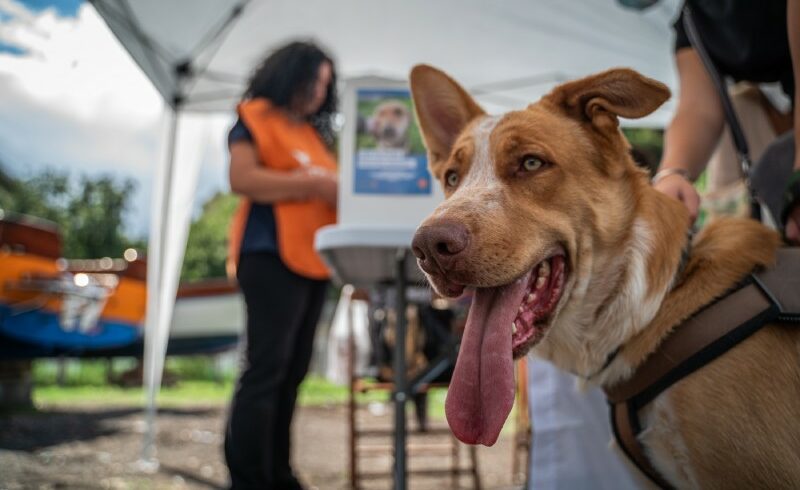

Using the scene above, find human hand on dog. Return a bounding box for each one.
[653,173,700,223]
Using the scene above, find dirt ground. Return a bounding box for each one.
[0,403,526,490]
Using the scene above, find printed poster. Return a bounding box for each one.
[354,88,431,195]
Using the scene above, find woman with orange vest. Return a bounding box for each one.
[224,41,338,490]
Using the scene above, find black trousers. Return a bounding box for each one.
[225,252,328,489]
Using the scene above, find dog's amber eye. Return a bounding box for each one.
[521,155,545,172]
[445,170,459,188]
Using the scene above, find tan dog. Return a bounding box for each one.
[367,99,412,150]
[409,64,800,488]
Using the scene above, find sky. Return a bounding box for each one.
[0,0,232,238]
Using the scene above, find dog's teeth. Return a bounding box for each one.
[512,322,517,334]
[527,293,536,303]
[519,305,525,313]
[540,260,550,277]
[536,276,546,289]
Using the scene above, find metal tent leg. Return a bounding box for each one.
[141,107,180,466]
[393,249,408,490]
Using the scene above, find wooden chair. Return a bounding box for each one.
[346,292,481,489]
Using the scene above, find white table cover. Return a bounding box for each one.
[527,358,641,489]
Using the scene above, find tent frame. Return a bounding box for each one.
[88,0,250,467]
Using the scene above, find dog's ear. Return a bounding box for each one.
[409,64,485,162]
[545,68,669,131]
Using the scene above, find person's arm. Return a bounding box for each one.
[786,0,800,242]
[653,48,726,221]
[661,49,727,179]
[228,140,337,207]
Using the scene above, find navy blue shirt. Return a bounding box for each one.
[228,118,279,254]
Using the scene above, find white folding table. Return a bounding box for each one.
[316,224,426,490]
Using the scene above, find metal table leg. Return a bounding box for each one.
[393,249,408,490]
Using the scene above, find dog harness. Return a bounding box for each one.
[603,247,800,489]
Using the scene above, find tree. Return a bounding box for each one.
[623,128,664,174]
[0,169,141,259]
[0,169,70,226]
[0,163,15,192]
[63,176,137,259]
[0,163,17,208]
[180,192,239,282]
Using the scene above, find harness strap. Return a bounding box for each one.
[605,281,779,405]
[610,402,674,490]
[604,248,800,488]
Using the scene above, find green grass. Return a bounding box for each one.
[25,358,526,434]
[32,357,235,387]
[30,358,405,410]
[297,376,383,406]
[34,380,233,408]
[32,375,398,409]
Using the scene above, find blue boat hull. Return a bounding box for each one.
[0,305,139,352]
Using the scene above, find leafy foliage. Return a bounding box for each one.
[623,127,664,174]
[65,176,138,258]
[180,192,239,282]
[0,168,142,259]
[1,164,238,280]
[0,164,17,195]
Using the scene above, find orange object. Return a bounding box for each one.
[103,276,147,325]
[0,251,61,312]
[228,99,337,280]
[0,251,146,326]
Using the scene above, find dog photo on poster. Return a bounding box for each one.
[354,88,431,195]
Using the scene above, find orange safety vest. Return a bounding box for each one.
[227,99,337,280]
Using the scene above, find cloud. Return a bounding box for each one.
[0,1,231,237]
[0,1,162,141]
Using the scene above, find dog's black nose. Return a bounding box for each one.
[412,221,470,272]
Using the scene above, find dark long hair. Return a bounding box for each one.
[244,40,338,144]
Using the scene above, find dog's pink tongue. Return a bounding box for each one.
[446,278,528,446]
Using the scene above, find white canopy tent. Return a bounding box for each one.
[88,0,682,464]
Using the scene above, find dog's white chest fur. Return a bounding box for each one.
[535,218,668,384]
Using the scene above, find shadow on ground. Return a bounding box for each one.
[0,405,521,489]
[0,407,216,451]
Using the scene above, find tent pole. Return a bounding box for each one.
[141,104,180,466]
[393,250,408,490]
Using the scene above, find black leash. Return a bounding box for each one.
[682,5,777,226]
